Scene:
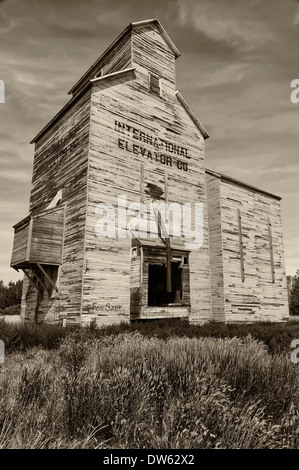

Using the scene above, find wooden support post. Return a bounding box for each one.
[238,209,245,282]
[31,267,49,294]
[166,237,172,293]
[22,268,45,323]
[22,269,40,291]
[37,263,59,292]
[267,217,275,283]
[156,208,172,293]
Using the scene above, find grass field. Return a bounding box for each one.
[1,319,299,449]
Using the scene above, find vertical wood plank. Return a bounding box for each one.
[268,217,275,283]
[26,218,33,262]
[140,163,144,218]
[238,208,245,282]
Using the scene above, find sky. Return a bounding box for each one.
[0,0,298,284]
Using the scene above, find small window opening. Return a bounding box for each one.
[149,73,162,97]
[148,262,182,306]
[95,69,103,78]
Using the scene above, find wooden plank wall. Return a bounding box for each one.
[206,174,225,321]
[21,90,91,323]
[10,222,30,267]
[218,178,289,322]
[71,31,132,97]
[132,25,176,87]
[81,22,212,325]
[29,207,64,265]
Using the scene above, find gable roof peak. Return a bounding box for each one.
[68,18,180,97]
[131,19,181,59]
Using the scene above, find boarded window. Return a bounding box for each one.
[149,73,162,97]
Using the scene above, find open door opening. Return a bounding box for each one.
[148,262,182,306]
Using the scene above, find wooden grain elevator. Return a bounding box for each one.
[11,19,289,325]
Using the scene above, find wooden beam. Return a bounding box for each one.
[238,209,245,282]
[267,217,275,283]
[37,263,59,292]
[156,209,172,293]
[31,268,49,294]
[22,269,39,291]
[166,237,172,293]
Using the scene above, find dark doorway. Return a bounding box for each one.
[148,262,182,306]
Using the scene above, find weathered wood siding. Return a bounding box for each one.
[71,31,132,97]
[15,19,289,326]
[130,242,142,316]
[206,174,225,321]
[21,90,91,323]
[132,24,176,87]
[81,22,212,325]
[206,172,289,322]
[29,207,64,264]
[10,221,30,267]
[11,207,64,268]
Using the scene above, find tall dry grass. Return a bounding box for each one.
[1,331,299,449]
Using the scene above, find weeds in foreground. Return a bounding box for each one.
[0,332,299,449]
[2,317,299,356]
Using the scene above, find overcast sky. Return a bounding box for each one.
[0,0,299,284]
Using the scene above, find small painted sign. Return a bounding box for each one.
[85,303,125,314]
[115,120,189,172]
